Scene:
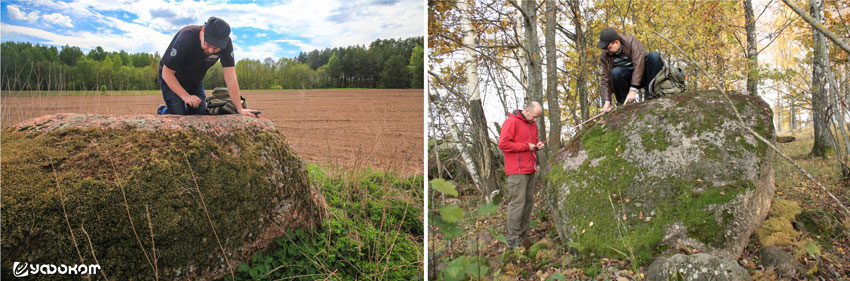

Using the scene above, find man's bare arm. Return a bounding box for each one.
[162,65,201,107]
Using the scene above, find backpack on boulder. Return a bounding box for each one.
[206,87,247,115]
[646,64,687,100]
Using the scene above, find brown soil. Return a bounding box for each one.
[1,89,423,175]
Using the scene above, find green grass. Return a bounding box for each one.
[773,129,842,181]
[227,164,424,281]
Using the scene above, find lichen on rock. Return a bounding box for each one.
[1,113,325,280]
[543,90,775,264]
[646,253,750,281]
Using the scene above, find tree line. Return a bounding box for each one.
[0,36,424,91]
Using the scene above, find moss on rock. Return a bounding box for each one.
[1,114,324,280]
[543,90,775,265]
[796,209,847,240]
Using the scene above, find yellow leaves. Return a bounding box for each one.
[589,221,594,227]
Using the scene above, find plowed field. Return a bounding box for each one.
[1,89,423,174]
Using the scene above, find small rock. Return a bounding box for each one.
[759,246,805,277]
[796,209,848,239]
[646,253,750,281]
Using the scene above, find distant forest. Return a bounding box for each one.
[0,36,424,91]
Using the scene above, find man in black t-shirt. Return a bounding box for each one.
[159,16,259,117]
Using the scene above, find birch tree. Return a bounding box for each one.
[808,0,834,157]
[459,0,501,197]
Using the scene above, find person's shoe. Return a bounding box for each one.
[521,238,533,249]
[157,104,167,115]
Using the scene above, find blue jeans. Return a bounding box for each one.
[610,52,664,105]
[160,77,206,115]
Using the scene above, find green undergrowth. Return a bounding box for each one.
[229,164,423,281]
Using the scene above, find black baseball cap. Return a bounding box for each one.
[204,16,230,49]
[596,28,619,49]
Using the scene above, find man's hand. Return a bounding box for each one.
[182,95,202,108]
[238,108,261,118]
[528,143,536,151]
[624,89,637,104]
[602,101,612,113]
[535,141,544,150]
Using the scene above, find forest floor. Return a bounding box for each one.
[428,127,850,280]
[0,89,424,175]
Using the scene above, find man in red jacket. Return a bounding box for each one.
[498,101,544,248]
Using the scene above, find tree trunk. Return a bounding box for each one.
[776,98,782,131]
[521,0,547,163]
[568,0,590,121]
[544,0,562,156]
[809,0,835,157]
[790,96,797,130]
[744,0,758,97]
[459,0,500,197]
[430,92,484,191]
[825,68,850,177]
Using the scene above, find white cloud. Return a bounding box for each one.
[2,23,86,46]
[275,39,321,53]
[239,41,284,60]
[2,0,423,56]
[88,0,423,50]
[7,5,40,23]
[1,22,171,55]
[28,0,96,18]
[43,13,74,27]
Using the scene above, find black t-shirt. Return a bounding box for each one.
[159,25,235,87]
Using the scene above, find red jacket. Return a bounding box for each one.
[498,110,539,175]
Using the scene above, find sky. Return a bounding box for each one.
[1,0,424,60]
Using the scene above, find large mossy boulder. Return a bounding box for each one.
[1,113,325,280]
[543,90,775,263]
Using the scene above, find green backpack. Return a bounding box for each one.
[646,64,687,100]
[205,87,247,115]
